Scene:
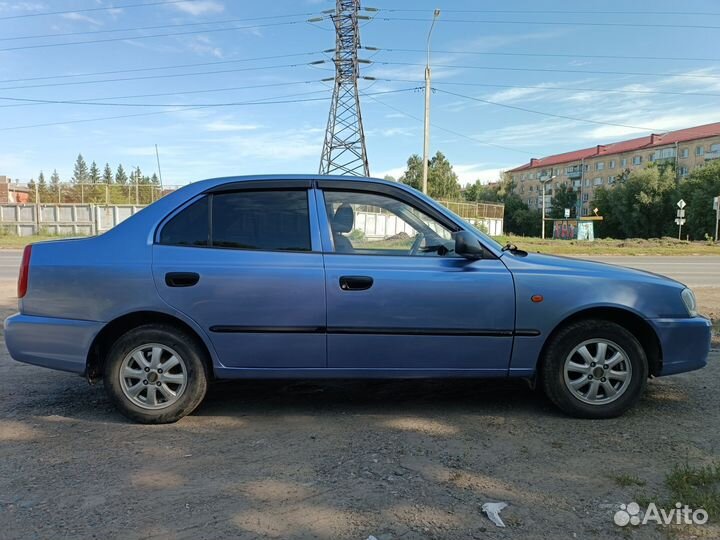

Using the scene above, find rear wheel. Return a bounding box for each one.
[540,319,648,418]
[104,324,209,424]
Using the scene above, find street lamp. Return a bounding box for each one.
[541,174,556,239]
[422,8,441,195]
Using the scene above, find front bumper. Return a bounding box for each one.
[650,316,713,376]
[4,313,104,374]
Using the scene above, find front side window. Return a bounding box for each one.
[633,156,642,165]
[323,190,455,257]
[696,146,704,156]
[160,190,311,251]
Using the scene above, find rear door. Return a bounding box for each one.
[318,181,515,374]
[152,181,326,369]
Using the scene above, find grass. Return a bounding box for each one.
[665,462,720,518]
[613,474,647,487]
[494,235,720,256]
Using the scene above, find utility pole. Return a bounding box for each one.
[155,144,164,201]
[714,195,719,242]
[319,0,370,176]
[422,9,441,195]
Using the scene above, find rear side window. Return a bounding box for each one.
[212,191,311,251]
[159,196,209,247]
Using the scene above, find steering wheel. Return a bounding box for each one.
[409,232,425,256]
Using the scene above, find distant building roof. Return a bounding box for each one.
[508,121,720,172]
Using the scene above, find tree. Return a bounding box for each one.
[89,161,100,184]
[71,154,89,184]
[399,151,461,199]
[50,169,61,202]
[33,170,50,203]
[383,174,396,182]
[463,180,499,202]
[678,160,720,240]
[102,163,113,184]
[115,164,128,185]
[27,177,36,202]
[503,194,542,236]
[592,164,678,239]
[549,183,578,219]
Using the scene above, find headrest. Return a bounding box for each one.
[332,204,354,234]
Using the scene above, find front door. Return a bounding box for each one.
[318,182,515,374]
[152,183,326,369]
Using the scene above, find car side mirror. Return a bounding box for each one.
[454,231,484,260]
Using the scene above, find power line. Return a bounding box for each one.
[0,13,314,42]
[368,78,720,99]
[433,87,659,132]
[361,91,531,155]
[0,19,304,53]
[0,88,334,108]
[0,0,203,20]
[373,16,720,31]
[375,61,720,80]
[380,8,720,17]
[0,80,326,108]
[0,61,319,91]
[375,47,720,63]
[0,88,416,131]
[0,51,323,84]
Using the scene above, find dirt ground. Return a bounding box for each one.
[1,282,718,540]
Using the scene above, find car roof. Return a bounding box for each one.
[188,174,397,190]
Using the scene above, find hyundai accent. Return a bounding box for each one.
[5,175,711,423]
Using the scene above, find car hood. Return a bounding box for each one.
[499,250,686,289]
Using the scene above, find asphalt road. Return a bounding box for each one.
[0,249,717,287]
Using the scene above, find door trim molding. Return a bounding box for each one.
[209,325,540,337]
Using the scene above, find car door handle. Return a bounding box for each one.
[339,275,373,291]
[165,272,200,287]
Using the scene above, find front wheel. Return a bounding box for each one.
[540,319,648,418]
[104,324,209,424]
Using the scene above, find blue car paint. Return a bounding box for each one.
[4,175,712,381]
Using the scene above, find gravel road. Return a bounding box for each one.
[0,283,718,539]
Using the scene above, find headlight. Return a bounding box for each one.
[681,288,698,317]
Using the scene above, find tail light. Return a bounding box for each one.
[18,244,31,299]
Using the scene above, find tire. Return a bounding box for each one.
[540,319,648,419]
[103,324,209,424]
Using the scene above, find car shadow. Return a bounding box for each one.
[195,377,554,418]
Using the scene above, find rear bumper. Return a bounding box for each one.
[650,316,712,376]
[4,313,103,375]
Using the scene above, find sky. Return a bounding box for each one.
[0,0,719,187]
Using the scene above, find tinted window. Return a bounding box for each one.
[160,196,209,246]
[212,190,311,251]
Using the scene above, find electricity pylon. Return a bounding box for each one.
[319,0,370,177]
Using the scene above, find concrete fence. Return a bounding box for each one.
[0,199,504,237]
[0,204,144,236]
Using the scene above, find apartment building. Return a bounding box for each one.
[507,122,720,216]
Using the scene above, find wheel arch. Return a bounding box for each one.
[86,310,217,382]
[537,306,663,377]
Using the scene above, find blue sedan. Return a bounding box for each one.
[4,175,711,423]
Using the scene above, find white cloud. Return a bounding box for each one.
[169,0,224,16]
[187,35,223,58]
[204,120,261,132]
[61,12,102,25]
